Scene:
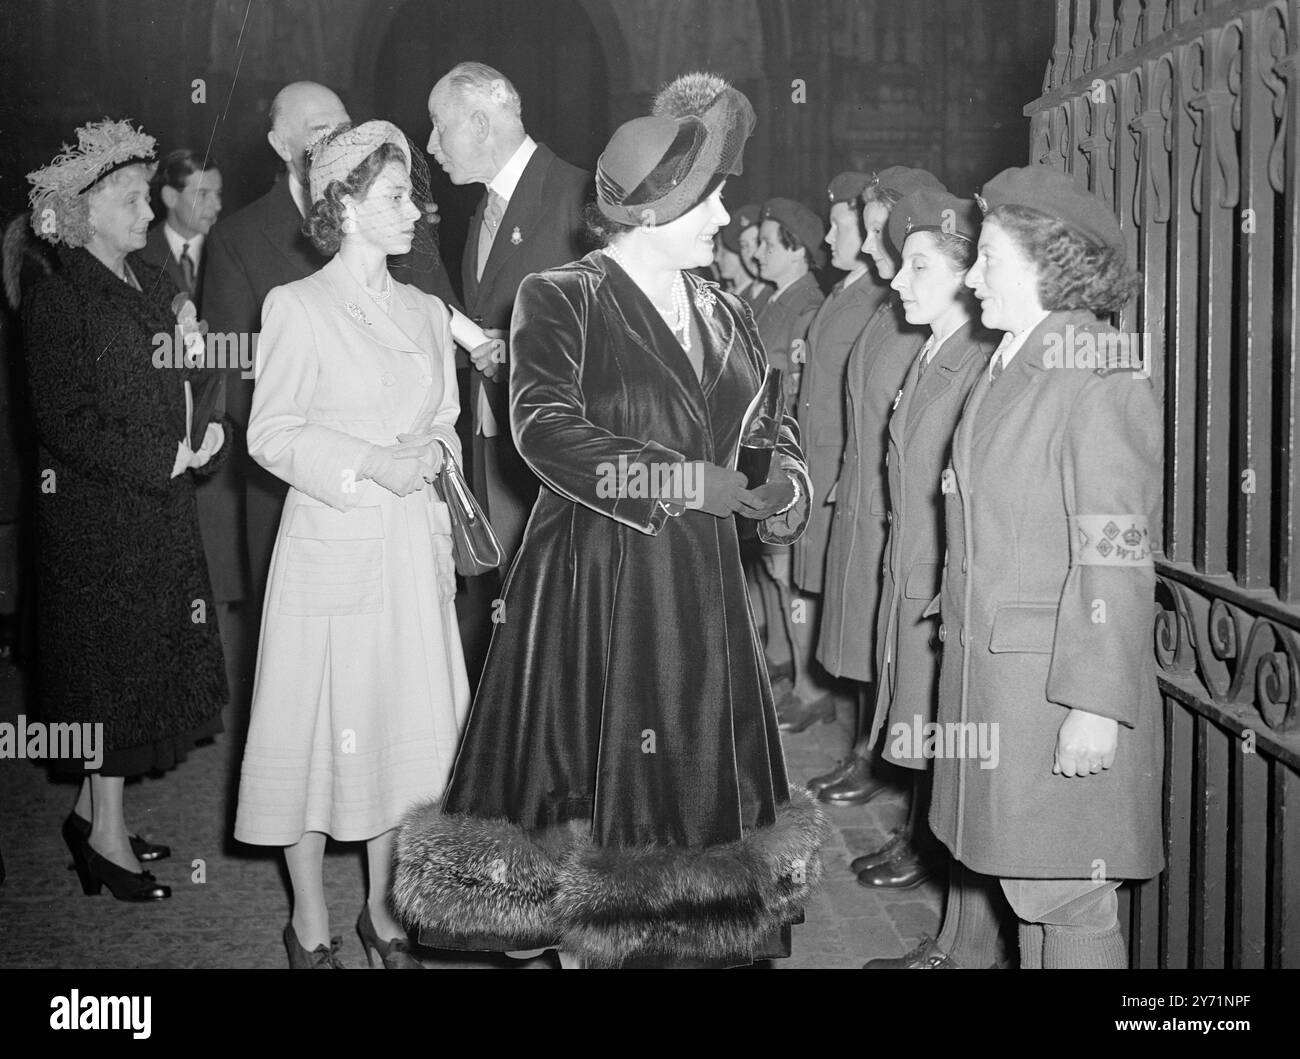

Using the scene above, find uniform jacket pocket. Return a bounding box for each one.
[868,482,886,517]
[814,424,841,447]
[988,602,1058,654]
[279,504,385,617]
[904,560,942,600]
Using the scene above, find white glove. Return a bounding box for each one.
[395,429,458,482]
[171,441,191,480]
[360,443,433,497]
[189,422,224,470]
[173,423,225,478]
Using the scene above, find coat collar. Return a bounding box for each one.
[770,270,821,310]
[969,308,1093,444]
[890,318,986,449]
[309,255,429,354]
[60,245,171,316]
[262,178,323,277]
[593,251,736,419]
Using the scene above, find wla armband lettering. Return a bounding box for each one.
[1069,514,1153,566]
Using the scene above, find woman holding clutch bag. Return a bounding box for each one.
[393,81,828,969]
[233,120,471,969]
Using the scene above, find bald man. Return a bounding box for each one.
[204,82,458,680]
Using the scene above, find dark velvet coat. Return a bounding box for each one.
[395,253,827,966]
[21,247,229,768]
[791,272,887,593]
[868,320,994,766]
[929,311,1164,879]
[817,296,926,681]
[449,252,810,842]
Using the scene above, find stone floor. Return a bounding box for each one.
[0,651,941,969]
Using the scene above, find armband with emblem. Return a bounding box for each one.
[1069,515,1153,566]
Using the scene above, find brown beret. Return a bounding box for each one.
[826,171,873,208]
[976,165,1124,252]
[761,196,827,268]
[887,189,981,255]
[721,203,763,252]
[870,166,946,202]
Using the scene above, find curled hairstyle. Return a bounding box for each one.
[985,204,1140,315]
[303,127,411,255]
[584,200,638,247]
[37,164,157,249]
[862,183,904,210]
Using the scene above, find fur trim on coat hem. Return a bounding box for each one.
[392,787,829,966]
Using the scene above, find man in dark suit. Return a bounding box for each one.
[205,81,458,614]
[139,148,241,689]
[426,62,590,566]
[141,149,223,308]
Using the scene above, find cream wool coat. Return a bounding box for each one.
[235,255,470,845]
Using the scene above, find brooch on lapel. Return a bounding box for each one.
[694,283,717,318]
[510,226,522,245]
[345,301,372,327]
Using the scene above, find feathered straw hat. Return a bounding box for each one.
[27,118,156,247]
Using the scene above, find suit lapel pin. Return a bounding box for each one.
[510,226,522,245]
[345,301,372,327]
[695,283,716,317]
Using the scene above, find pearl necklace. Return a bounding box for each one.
[364,273,393,309]
[603,246,691,352]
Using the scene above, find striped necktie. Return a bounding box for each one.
[476,189,505,281]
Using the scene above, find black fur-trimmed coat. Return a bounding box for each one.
[394,252,828,967]
[21,246,229,767]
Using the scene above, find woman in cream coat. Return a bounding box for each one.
[235,122,469,969]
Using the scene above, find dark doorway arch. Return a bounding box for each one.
[370,0,610,302]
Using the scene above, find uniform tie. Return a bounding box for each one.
[988,331,1015,383]
[916,336,935,378]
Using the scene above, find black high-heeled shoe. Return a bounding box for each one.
[67,811,170,862]
[284,924,344,969]
[61,819,170,902]
[357,905,422,969]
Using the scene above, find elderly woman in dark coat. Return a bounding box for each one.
[22,120,229,903]
[395,81,827,968]
[931,165,1163,968]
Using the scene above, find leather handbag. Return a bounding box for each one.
[432,438,504,576]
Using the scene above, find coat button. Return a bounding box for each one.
[380,371,396,386]
[938,624,946,642]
